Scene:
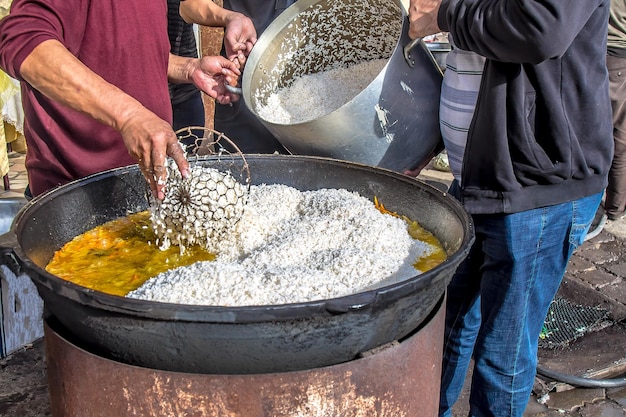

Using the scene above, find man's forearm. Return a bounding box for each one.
[20,39,147,133]
[168,53,195,84]
[179,0,236,27]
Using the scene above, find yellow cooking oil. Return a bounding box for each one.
[407,220,448,272]
[45,211,214,296]
[46,202,447,297]
[373,195,447,272]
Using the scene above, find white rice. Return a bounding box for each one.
[127,184,436,306]
[256,59,387,124]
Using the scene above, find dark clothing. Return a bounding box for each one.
[214,0,295,154]
[608,0,626,58]
[172,90,205,132]
[437,0,613,215]
[167,0,201,107]
[606,0,626,219]
[222,0,294,36]
[167,0,204,140]
[214,98,287,154]
[606,53,626,219]
[172,90,205,152]
[0,0,171,196]
[435,1,612,415]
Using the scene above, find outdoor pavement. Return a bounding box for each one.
[1,148,28,199]
[0,152,625,416]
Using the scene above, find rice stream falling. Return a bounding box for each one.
[128,184,436,306]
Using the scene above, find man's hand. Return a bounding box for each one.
[118,109,190,201]
[180,55,241,104]
[179,0,257,68]
[223,13,257,68]
[403,157,433,178]
[168,54,241,103]
[408,0,442,39]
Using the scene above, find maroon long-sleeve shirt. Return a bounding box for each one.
[0,0,172,196]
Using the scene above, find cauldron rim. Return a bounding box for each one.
[8,155,474,324]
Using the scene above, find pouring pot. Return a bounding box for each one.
[0,155,473,374]
[241,0,444,173]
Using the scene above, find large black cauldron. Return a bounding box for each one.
[0,155,473,374]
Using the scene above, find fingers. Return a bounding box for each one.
[223,68,240,87]
[223,58,241,75]
[245,39,256,52]
[234,39,254,57]
[234,51,246,68]
[140,141,189,201]
[137,149,166,201]
[136,154,165,200]
[190,57,241,102]
[138,161,158,199]
[168,141,190,180]
[150,138,190,201]
[152,153,167,201]
[134,130,188,201]
[216,93,240,105]
[119,108,191,201]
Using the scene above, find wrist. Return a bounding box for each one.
[223,11,245,27]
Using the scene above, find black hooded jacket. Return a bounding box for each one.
[438,0,613,214]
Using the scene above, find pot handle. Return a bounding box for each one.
[403,37,423,68]
[225,83,243,96]
[0,231,23,276]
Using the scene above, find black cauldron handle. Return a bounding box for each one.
[0,231,24,276]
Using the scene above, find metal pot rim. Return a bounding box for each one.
[7,155,474,323]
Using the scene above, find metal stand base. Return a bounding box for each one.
[45,295,445,417]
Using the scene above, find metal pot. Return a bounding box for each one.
[0,155,473,374]
[241,0,444,173]
[425,42,452,72]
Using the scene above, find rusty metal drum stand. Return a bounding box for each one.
[45,295,445,417]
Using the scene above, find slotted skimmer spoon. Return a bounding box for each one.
[149,127,251,252]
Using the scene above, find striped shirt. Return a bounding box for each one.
[167,0,199,105]
[439,41,485,182]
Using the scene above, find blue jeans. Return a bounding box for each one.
[439,190,603,417]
